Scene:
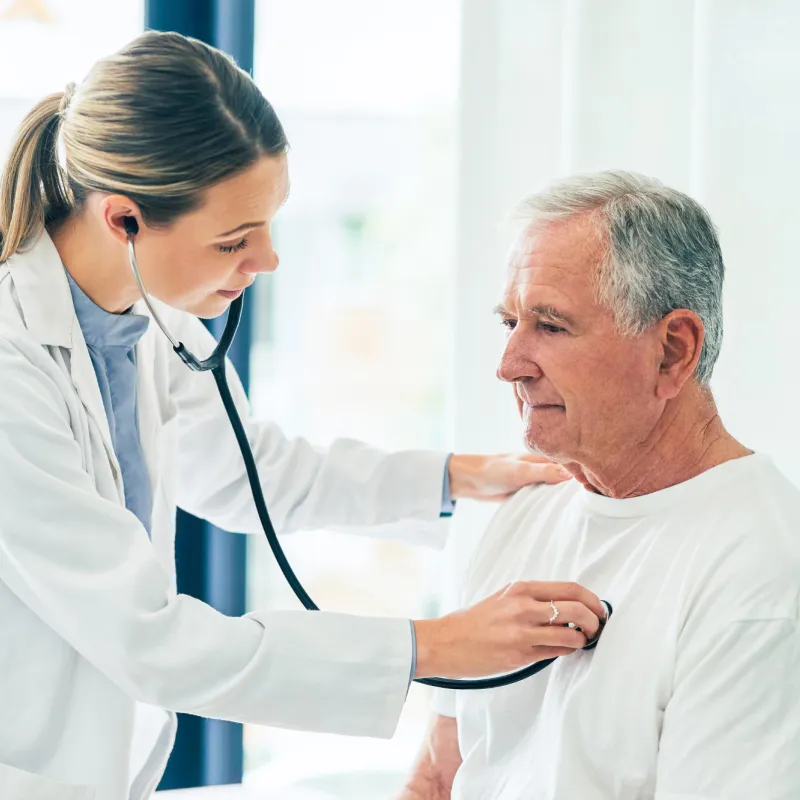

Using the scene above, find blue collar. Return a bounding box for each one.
[66,271,149,350]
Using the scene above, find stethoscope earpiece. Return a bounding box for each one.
[123,216,139,237]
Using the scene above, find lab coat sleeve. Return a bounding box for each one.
[654,616,800,799]
[0,337,413,737]
[167,311,450,546]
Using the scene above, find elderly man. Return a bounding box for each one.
[400,171,800,799]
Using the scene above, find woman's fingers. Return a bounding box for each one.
[533,600,600,640]
[447,453,572,501]
[528,624,588,649]
[531,581,607,623]
[413,579,607,680]
[501,580,606,627]
[530,646,580,660]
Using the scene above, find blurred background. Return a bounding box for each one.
[2,0,799,797]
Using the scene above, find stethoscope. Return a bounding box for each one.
[124,217,611,690]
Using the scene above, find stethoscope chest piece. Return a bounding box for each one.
[582,600,612,651]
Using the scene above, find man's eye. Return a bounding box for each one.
[500,318,517,331]
[538,323,564,334]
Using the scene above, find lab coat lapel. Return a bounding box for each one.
[68,315,116,463]
[7,230,121,493]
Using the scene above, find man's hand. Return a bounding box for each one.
[448,453,571,501]
[397,714,462,800]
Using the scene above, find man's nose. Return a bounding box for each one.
[496,337,541,383]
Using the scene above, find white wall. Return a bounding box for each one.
[449,0,800,569]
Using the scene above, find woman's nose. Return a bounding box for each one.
[244,246,279,275]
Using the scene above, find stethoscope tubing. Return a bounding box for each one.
[126,235,611,690]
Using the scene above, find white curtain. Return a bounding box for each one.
[448,0,800,568]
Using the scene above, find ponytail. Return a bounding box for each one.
[0,86,74,262]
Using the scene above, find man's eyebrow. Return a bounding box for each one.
[527,305,574,325]
[493,303,575,326]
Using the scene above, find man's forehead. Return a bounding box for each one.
[501,217,603,312]
[507,216,602,272]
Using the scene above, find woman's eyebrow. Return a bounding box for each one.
[215,221,266,238]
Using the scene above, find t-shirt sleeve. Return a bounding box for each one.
[655,616,800,800]
[430,685,458,718]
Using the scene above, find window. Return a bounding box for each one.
[245,2,460,796]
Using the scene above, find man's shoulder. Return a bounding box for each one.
[501,478,576,517]
[457,480,580,602]
[716,455,800,552]
[489,479,580,540]
[684,455,800,623]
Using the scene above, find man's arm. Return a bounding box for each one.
[655,617,800,799]
[398,714,462,800]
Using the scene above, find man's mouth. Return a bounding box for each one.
[523,402,565,412]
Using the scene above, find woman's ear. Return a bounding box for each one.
[656,309,705,400]
[99,194,143,245]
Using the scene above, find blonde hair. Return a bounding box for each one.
[0,30,288,262]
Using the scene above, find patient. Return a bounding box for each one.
[399,171,800,800]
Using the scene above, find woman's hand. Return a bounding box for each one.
[413,581,606,679]
[448,453,571,501]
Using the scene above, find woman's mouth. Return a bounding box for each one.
[217,288,245,299]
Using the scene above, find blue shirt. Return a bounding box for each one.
[67,272,152,535]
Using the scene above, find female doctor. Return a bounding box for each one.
[0,31,606,800]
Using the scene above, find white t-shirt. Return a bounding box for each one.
[432,453,800,800]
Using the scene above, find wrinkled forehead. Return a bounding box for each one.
[502,216,605,309]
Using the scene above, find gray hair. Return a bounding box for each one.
[512,170,724,386]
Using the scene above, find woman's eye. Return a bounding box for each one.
[219,238,249,254]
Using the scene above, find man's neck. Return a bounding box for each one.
[566,388,751,499]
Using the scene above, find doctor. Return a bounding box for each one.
[0,30,605,800]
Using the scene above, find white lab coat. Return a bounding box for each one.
[0,232,450,800]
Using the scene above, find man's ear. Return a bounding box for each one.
[656,309,705,400]
[99,195,143,245]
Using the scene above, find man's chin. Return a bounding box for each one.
[523,432,561,461]
[524,437,551,458]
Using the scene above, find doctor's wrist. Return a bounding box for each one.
[411,618,447,679]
